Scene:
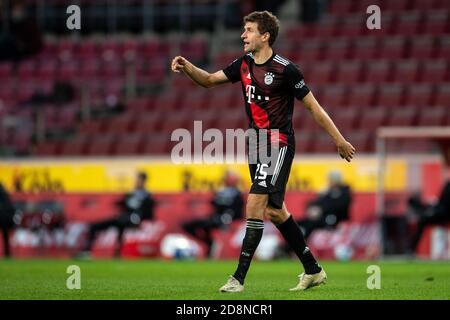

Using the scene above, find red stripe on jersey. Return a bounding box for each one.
[250,103,270,129]
[269,130,288,146]
[240,59,270,129]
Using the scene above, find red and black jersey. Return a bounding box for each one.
[223,51,310,145]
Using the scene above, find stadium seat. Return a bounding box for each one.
[404,84,433,106]
[114,133,143,155]
[60,133,89,155]
[319,85,347,109]
[297,40,323,62]
[378,37,406,60]
[386,107,417,126]
[35,142,61,156]
[350,38,378,60]
[422,10,449,35]
[331,107,359,130]
[375,85,404,107]
[408,36,436,59]
[295,132,313,153]
[134,111,163,133]
[392,60,418,83]
[323,39,349,61]
[419,60,448,84]
[384,0,410,12]
[392,12,422,36]
[416,106,447,126]
[363,61,390,83]
[310,133,337,153]
[313,16,339,39]
[308,62,333,85]
[347,84,376,107]
[141,133,171,155]
[86,133,117,155]
[79,120,106,134]
[436,36,450,58]
[105,113,136,133]
[343,129,371,153]
[433,86,450,106]
[329,0,353,14]
[334,61,361,84]
[127,97,153,111]
[337,16,365,38]
[357,107,387,131]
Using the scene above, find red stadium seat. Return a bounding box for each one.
[375,85,404,107]
[114,133,144,155]
[295,132,313,153]
[408,36,436,59]
[392,60,418,83]
[152,91,181,111]
[347,84,376,107]
[128,97,153,111]
[386,107,417,126]
[35,142,61,156]
[343,129,371,153]
[433,86,450,106]
[297,40,323,62]
[313,16,339,39]
[363,61,390,83]
[331,107,359,131]
[323,39,350,61]
[392,12,422,36]
[334,61,361,84]
[404,84,433,106]
[337,16,365,38]
[419,60,448,84]
[307,61,333,85]
[80,119,109,134]
[350,38,378,60]
[86,134,117,155]
[357,107,387,131]
[423,10,449,35]
[133,112,162,133]
[60,133,89,155]
[416,107,447,126]
[141,133,171,155]
[319,85,347,109]
[179,89,207,110]
[105,113,136,133]
[384,0,409,12]
[329,0,353,14]
[378,37,406,60]
[310,133,337,153]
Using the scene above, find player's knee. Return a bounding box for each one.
[266,206,289,224]
[246,195,267,219]
[266,207,282,224]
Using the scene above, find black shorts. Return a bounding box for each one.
[248,140,295,209]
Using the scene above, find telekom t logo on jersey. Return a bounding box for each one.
[246,85,270,104]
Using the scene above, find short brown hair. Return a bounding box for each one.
[244,11,280,47]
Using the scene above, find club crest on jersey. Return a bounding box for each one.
[264,72,274,85]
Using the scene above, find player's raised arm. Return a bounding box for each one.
[171,56,230,88]
[302,92,356,162]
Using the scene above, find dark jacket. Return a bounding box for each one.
[309,184,352,225]
[0,184,15,227]
[116,188,155,222]
[210,187,244,225]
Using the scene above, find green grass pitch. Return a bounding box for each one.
[0,259,449,300]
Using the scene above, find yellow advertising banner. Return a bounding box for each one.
[0,158,406,193]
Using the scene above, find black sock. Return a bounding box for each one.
[233,219,264,285]
[276,215,321,274]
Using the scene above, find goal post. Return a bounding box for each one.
[376,126,450,256]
